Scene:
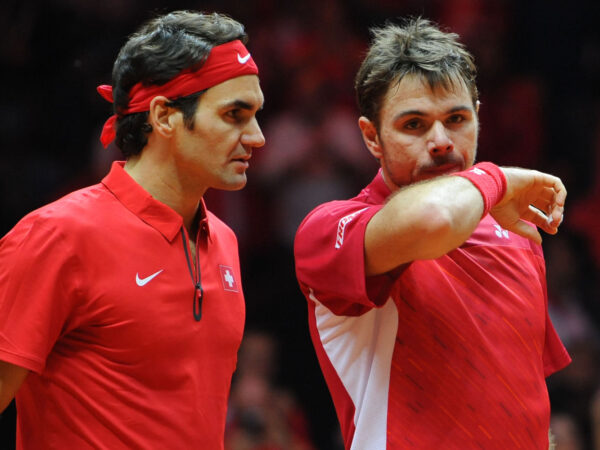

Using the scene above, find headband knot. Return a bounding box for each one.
[97,40,258,148]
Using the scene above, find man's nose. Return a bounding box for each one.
[427,121,453,156]
[241,118,265,149]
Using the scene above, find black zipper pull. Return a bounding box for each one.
[193,282,203,321]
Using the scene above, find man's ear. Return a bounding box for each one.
[148,96,178,138]
[358,116,383,159]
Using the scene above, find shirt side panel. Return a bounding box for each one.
[309,290,398,450]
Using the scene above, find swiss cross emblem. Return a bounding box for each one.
[219,265,239,292]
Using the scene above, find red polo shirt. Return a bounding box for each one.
[0,162,245,449]
[294,170,571,450]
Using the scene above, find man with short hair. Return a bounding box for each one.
[0,10,264,448]
[294,17,570,449]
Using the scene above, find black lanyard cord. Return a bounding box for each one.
[181,227,203,321]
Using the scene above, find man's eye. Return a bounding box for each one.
[447,114,465,124]
[226,110,240,119]
[404,119,421,130]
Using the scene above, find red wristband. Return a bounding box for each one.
[453,162,507,217]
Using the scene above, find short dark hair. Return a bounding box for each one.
[111,11,248,157]
[355,17,478,128]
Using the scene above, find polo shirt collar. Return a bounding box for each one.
[363,168,393,204]
[102,161,210,242]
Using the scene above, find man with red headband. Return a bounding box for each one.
[0,10,264,449]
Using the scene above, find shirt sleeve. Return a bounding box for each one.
[294,200,396,316]
[0,216,83,373]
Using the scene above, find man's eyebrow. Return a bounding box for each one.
[223,99,264,111]
[393,105,474,121]
[447,105,474,114]
[393,109,425,121]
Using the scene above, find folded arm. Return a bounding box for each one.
[364,166,566,276]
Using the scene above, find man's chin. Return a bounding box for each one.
[219,175,248,192]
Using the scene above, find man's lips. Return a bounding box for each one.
[231,154,251,168]
[422,163,462,176]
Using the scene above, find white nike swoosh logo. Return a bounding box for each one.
[136,270,164,286]
[237,53,251,64]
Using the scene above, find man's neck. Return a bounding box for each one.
[124,153,203,232]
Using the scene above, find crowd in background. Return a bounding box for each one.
[1,0,599,448]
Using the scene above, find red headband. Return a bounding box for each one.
[97,40,258,148]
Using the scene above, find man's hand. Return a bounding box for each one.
[490,167,566,244]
